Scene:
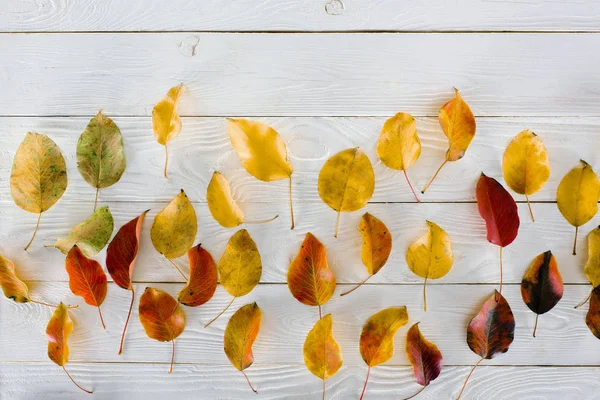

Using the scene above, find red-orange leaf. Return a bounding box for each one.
[287,232,336,316]
[65,245,107,329]
[178,244,218,307]
[406,323,443,388]
[585,286,600,340]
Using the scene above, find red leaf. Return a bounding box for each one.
[476,173,520,247]
[586,287,600,339]
[405,323,443,387]
[467,290,515,359]
[178,244,218,307]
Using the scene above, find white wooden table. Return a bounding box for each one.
[2,1,600,399]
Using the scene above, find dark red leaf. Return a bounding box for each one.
[586,287,600,339]
[405,323,443,387]
[476,173,520,247]
[467,290,515,359]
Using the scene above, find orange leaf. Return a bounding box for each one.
[178,244,218,307]
[287,233,336,314]
[0,253,30,303]
[65,246,107,329]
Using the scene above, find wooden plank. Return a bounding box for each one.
[0,283,597,365]
[1,116,598,204]
[1,362,598,400]
[1,201,595,284]
[3,33,600,117]
[3,0,600,32]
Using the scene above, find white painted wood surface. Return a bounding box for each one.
[1,2,600,399]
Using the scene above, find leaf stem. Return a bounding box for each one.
[43,244,56,248]
[289,176,295,230]
[244,214,279,224]
[499,246,503,295]
[533,314,539,338]
[322,378,326,400]
[318,304,322,319]
[340,275,372,297]
[204,297,235,328]
[93,187,99,212]
[421,158,448,194]
[164,143,169,179]
[525,194,534,222]
[118,287,135,355]
[29,299,78,309]
[575,290,592,309]
[573,226,579,255]
[241,369,258,393]
[456,357,484,400]
[334,210,341,238]
[24,212,42,251]
[98,306,106,330]
[62,366,92,394]
[359,365,370,400]
[403,170,420,203]
[401,385,427,400]
[423,277,428,312]
[166,258,188,281]
[169,339,175,373]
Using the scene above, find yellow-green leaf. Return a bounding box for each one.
[585,226,600,288]
[0,253,30,303]
[557,160,600,255]
[153,84,185,178]
[10,132,68,250]
[317,147,375,238]
[150,190,197,260]
[53,206,114,257]
[406,221,453,311]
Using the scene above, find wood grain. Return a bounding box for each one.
[3,34,600,116]
[1,283,597,366]
[1,116,598,204]
[3,0,600,32]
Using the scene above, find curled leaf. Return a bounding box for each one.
[76,110,126,211]
[287,233,336,316]
[224,302,262,393]
[303,314,343,399]
[476,173,520,294]
[406,221,453,311]
[422,89,476,194]
[0,253,29,303]
[318,147,375,238]
[227,118,295,229]
[341,213,391,296]
[10,132,67,250]
[151,190,197,271]
[521,251,563,337]
[106,210,148,354]
[138,287,185,373]
[376,112,421,201]
[46,303,92,393]
[153,84,185,178]
[404,323,443,398]
[502,130,550,221]
[52,206,114,257]
[65,246,108,329]
[207,171,278,228]
[178,244,218,307]
[205,229,261,327]
[557,160,600,255]
[358,307,408,399]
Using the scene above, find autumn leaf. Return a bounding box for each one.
[106,210,148,354]
[341,213,391,296]
[521,250,563,337]
[406,221,453,311]
[318,147,375,238]
[138,287,185,373]
[205,229,261,327]
[585,287,600,339]
[358,307,408,400]
[178,244,217,307]
[224,302,262,393]
[77,110,126,211]
[422,89,476,194]
[66,246,108,329]
[207,171,278,228]
[457,290,515,399]
[10,132,67,250]
[557,160,600,255]
[153,84,185,178]
[150,190,197,279]
[46,303,92,393]
[476,173,520,294]
[288,233,336,318]
[376,112,421,202]
[227,118,295,229]
[50,206,114,257]
[303,314,343,400]
[404,323,443,399]
[502,130,550,221]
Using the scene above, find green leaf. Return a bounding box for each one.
[53,206,114,257]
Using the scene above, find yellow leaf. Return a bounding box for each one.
[303,314,342,381]
[224,302,262,393]
[557,160,600,255]
[360,307,408,367]
[317,147,375,238]
[0,253,30,303]
[150,190,197,262]
[376,112,421,201]
[10,132,68,250]
[227,118,295,229]
[502,130,550,222]
[406,221,453,311]
[585,227,600,288]
[422,89,476,194]
[153,84,185,178]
